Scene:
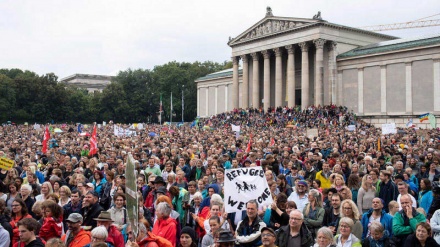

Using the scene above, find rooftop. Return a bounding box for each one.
[338,33,440,58]
[196,67,242,81]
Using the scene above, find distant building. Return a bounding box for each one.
[60,74,114,92]
[196,8,440,128]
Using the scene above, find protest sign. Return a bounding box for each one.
[231,124,241,132]
[0,157,14,170]
[224,167,273,213]
[382,123,397,135]
[347,125,356,131]
[306,128,318,138]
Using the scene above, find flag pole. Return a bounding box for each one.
[170,92,173,124]
[159,94,163,125]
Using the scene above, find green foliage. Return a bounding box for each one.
[0,60,226,123]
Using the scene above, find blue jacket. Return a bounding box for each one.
[418,190,433,214]
[361,209,393,240]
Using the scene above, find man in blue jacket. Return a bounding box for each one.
[360,197,393,240]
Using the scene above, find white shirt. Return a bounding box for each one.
[287,192,309,212]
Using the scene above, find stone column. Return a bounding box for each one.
[328,42,337,104]
[215,86,218,114]
[434,59,440,112]
[299,42,309,110]
[225,85,229,112]
[337,70,343,105]
[286,45,295,107]
[380,65,387,114]
[197,87,200,116]
[358,68,364,114]
[314,39,326,106]
[262,50,271,109]
[240,55,249,108]
[251,52,260,108]
[405,62,412,114]
[274,47,283,107]
[205,87,209,116]
[231,56,239,109]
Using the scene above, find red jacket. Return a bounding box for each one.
[39,217,63,241]
[106,225,124,247]
[61,229,91,247]
[152,217,177,247]
[137,231,173,247]
[10,214,33,246]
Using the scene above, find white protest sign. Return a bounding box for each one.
[382,123,397,135]
[347,125,356,132]
[231,124,241,132]
[224,167,273,213]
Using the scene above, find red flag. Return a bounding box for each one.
[245,134,253,153]
[42,126,50,154]
[270,138,275,146]
[89,125,98,156]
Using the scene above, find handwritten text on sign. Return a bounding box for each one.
[224,167,273,213]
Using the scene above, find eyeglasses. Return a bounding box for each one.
[343,207,352,210]
[261,233,275,238]
[12,204,20,207]
[289,217,303,221]
[339,224,350,229]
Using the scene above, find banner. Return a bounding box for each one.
[114,125,136,137]
[231,124,240,132]
[428,113,437,129]
[224,167,273,213]
[382,123,397,135]
[0,157,14,170]
[89,125,97,156]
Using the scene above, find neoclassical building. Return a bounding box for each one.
[60,74,114,93]
[196,8,440,127]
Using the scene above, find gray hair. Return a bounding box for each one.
[339,217,354,229]
[21,184,32,192]
[316,227,335,244]
[290,209,304,219]
[193,192,203,200]
[211,194,223,206]
[91,226,108,239]
[369,221,384,233]
[156,201,172,217]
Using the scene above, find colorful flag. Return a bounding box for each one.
[419,113,429,122]
[245,134,253,153]
[406,119,415,128]
[428,113,437,129]
[270,138,275,146]
[89,125,97,156]
[42,126,50,154]
[77,123,83,133]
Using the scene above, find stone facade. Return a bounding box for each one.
[60,74,114,93]
[196,8,440,128]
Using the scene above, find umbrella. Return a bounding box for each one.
[54,128,63,133]
[149,132,157,137]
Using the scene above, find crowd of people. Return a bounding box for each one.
[0,105,438,247]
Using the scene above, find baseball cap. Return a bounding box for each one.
[261,227,276,237]
[66,213,83,223]
[85,183,95,190]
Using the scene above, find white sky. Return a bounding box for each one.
[1,0,439,79]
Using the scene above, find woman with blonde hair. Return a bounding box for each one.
[337,199,362,240]
[4,169,18,185]
[58,185,71,207]
[35,181,53,202]
[331,173,345,191]
[357,174,376,214]
[303,189,325,239]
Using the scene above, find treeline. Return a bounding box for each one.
[0,60,231,124]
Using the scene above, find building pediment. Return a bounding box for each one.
[228,16,325,47]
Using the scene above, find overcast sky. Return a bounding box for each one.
[1,0,439,79]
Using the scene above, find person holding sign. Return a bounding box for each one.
[235,200,266,247]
